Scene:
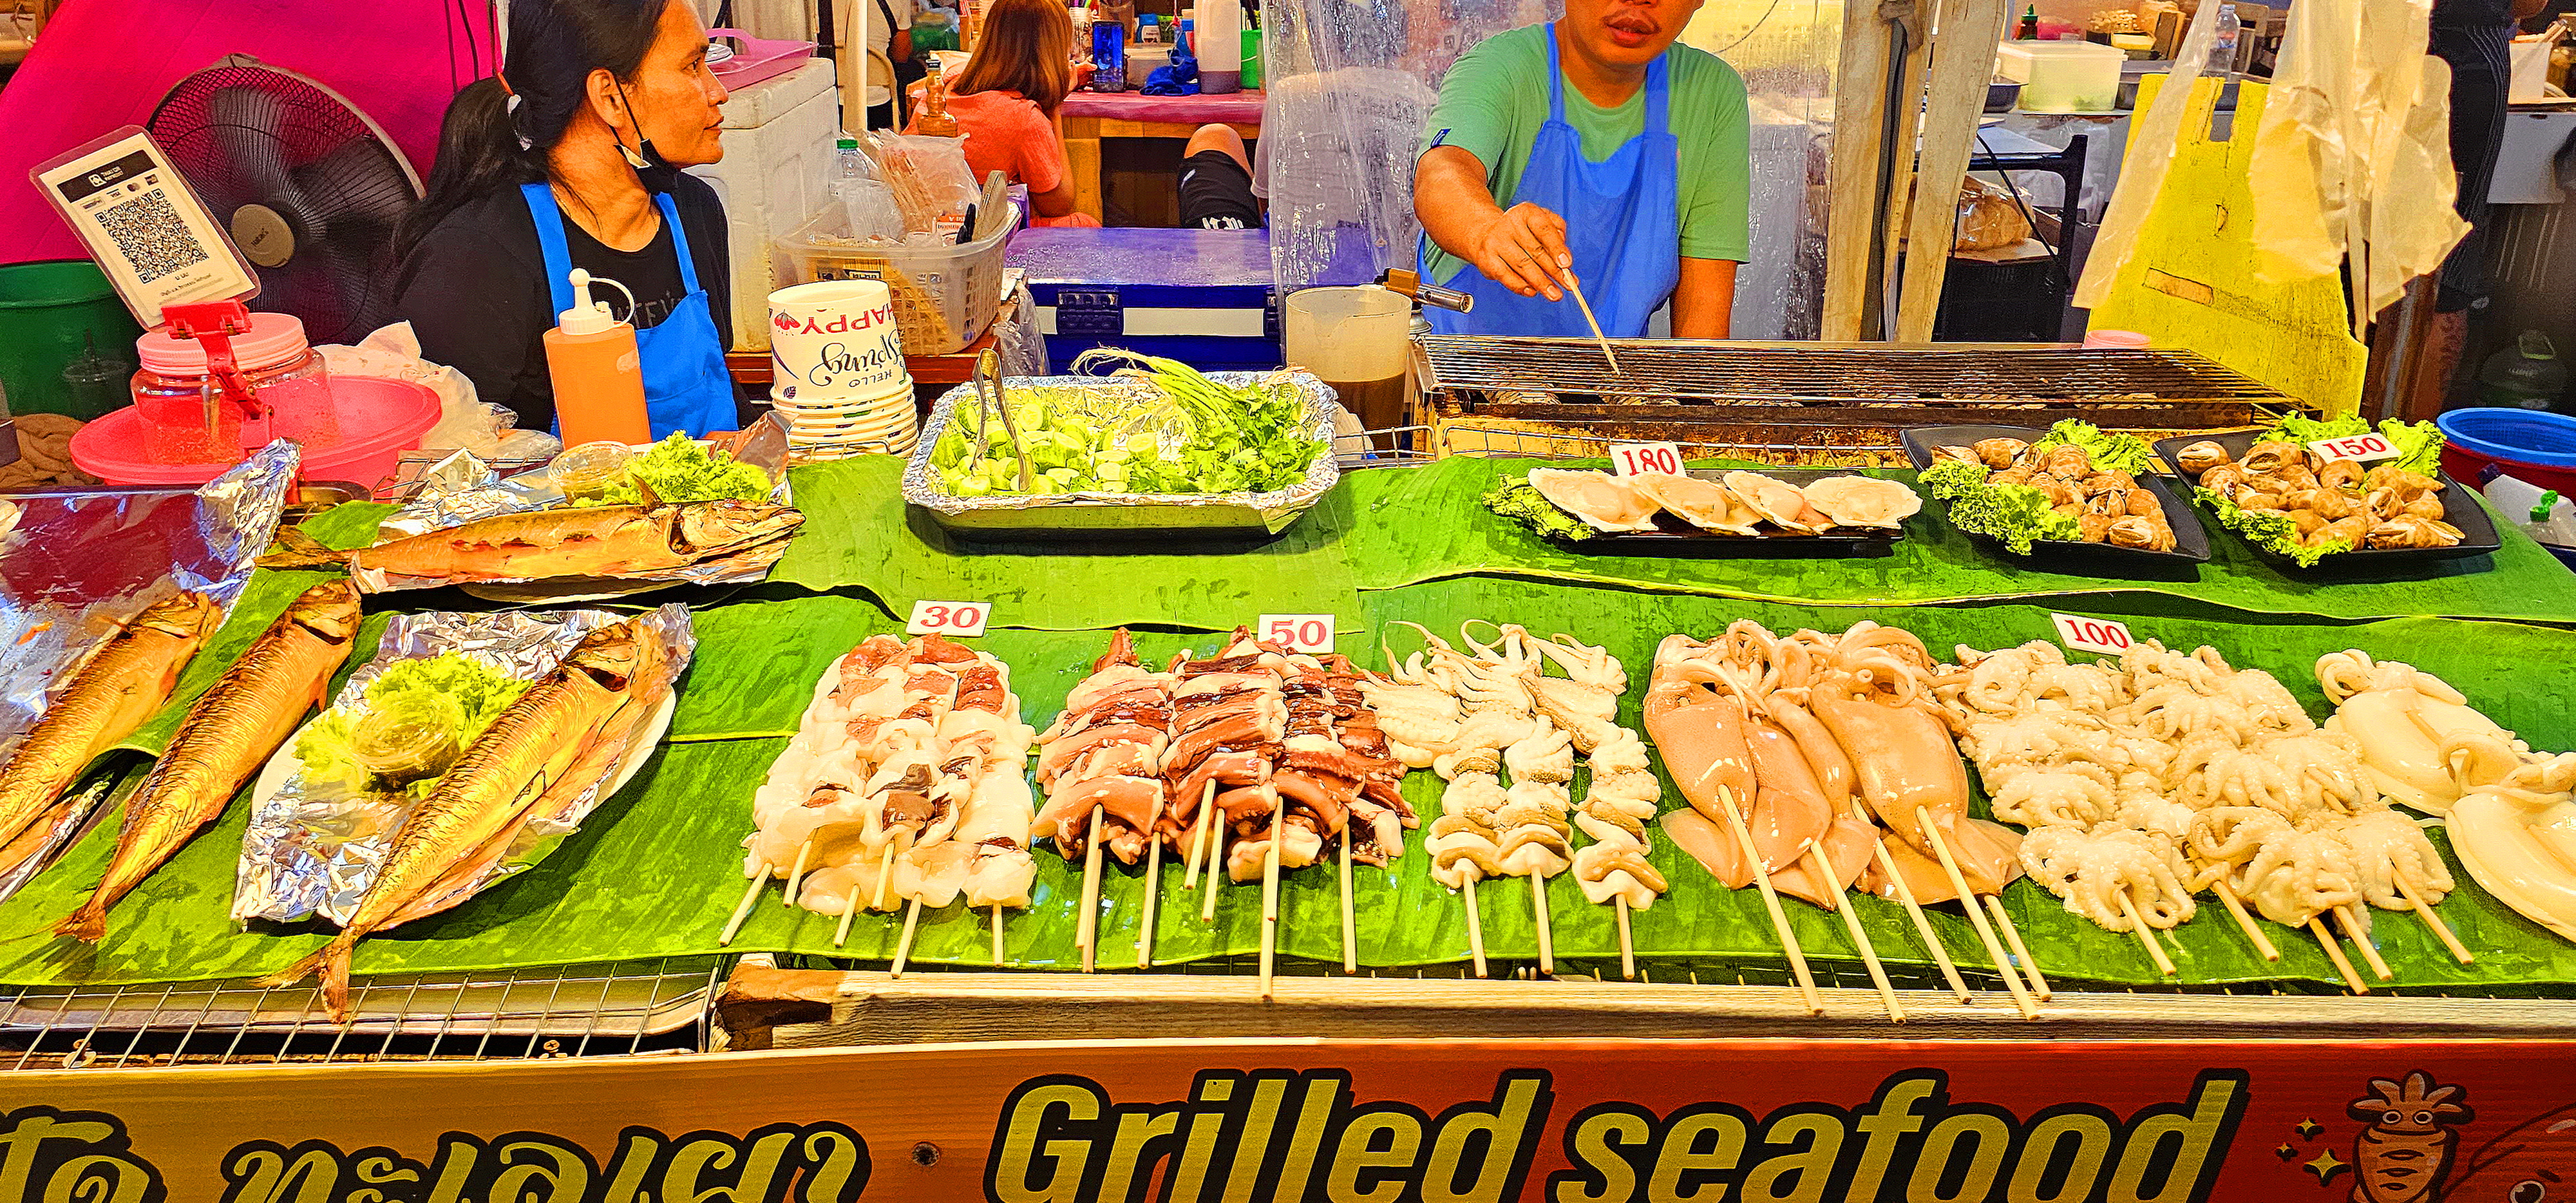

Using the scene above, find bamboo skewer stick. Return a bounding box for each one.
[1718,786,1822,1016]
[1076,806,1106,972]
[1183,780,1217,891]
[1853,807,1972,1004]
[891,897,922,977]
[2338,905,2395,981]
[1200,804,1227,923]
[1259,793,1284,1001]
[1530,874,1555,976]
[1461,869,1488,978]
[2116,889,2176,976]
[2397,875,2472,965]
[1614,898,1636,981]
[1562,274,1622,375]
[2210,878,2282,961]
[1339,831,1358,974]
[1137,800,1165,969]
[718,865,770,946]
[1806,837,1902,1023]
[870,842,896,911]
[1984,895,2052,1000]
[990,905,1005,967]
[1913,806,2040,1019]
[2310,918,2370,994]
[782,840,815,908]
[835,892,860,947]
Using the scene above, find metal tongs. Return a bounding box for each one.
[971,347,1034,493]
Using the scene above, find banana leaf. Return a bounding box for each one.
[1340,457,2576,626]
[12,577,2576,992]
[765,455,1366,632]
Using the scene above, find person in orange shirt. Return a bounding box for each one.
[909,0,1099,227]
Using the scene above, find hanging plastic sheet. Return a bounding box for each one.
[2073,0,2224,310]
[1678,0,1842,339]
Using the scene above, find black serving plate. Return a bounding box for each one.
[1545,467,1909,557]
[1900,424,2213,567]
[2149,430,2501,569]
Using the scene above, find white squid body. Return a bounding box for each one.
[2445,753,2576,943]
[2315,652,2517,814]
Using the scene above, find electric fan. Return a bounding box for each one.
[147,55,424,345]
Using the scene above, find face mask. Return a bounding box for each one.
[612,82,683,189]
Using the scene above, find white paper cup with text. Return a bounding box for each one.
[770,279,908,397]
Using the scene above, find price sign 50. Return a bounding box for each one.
[1609,442,1685,477]
[908,600,990,638]
[2307,433,2399,464]
[2051,613,2136,655]
[1259,614,1336,653]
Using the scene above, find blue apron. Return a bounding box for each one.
[1423,24,1682,338]
[522,183,736,438]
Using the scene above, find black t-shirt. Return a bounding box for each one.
[392,175,733,433]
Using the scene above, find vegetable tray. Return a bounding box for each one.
[2150,430,2502,570]
[902,372,1345,540]
[1901,424,2213,567]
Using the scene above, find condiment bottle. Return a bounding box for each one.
[544,269,652,446]
[916,58,963,137]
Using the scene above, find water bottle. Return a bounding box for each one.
[835,135,875,185]
[2204,4,2240,75]
[2480,330,2570,412]
[2483,474,2576,550]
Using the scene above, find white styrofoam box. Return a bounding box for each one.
[2491,111,2576,207]
[690,57,841,354]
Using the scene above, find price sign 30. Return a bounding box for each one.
[908,600,990,638]
[2051,613,2135,655]
[1259,614,1336,653]
[1609,442,1685,477]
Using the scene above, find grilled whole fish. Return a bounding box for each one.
[0,593,223,853]
[256,501,804,585]
[53,582,361,943]
[260,616,677,1016]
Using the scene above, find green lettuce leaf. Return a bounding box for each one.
[1483,476,1597,542]
[571,433,770,506]
[2197,486,2351,567]
[2266,413,2447,477]
[292,652,537,799]
[2029,419,2154,476]
[1921,459,2085,554]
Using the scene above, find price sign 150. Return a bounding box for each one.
[1609,442,1685,477]
[1260,614,1336,653]
[2307,433,2399,464]
[2051,613,2136,655]
[908,600,990,638]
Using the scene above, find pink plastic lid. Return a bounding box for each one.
[71,375,442,490]
[135,312,313,375]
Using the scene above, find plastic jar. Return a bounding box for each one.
[350,692,464,787]
[551,440,639,503]
[131,312,339,465]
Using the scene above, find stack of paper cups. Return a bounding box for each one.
[768,278,918,460]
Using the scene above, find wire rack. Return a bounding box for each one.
[0,957,725,1071]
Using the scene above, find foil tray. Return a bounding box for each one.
[901,371,1345,539]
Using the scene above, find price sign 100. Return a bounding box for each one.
[908,600,990,638]
[1609,442,1685,477]
[2051,613,2135,655]
[2307,433,2399,464]
[1260,614,1336,653]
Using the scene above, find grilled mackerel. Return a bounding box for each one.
[53,581,361,943]
[256,500,804,585]
[0,592,222,853]
[261,616,677,1016]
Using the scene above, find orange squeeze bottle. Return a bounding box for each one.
[544,269,652,446]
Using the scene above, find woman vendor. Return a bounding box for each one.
[909,0,1099,227]
[1412,0,1749,338]
[391,0,740,437]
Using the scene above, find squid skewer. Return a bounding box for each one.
[1806,837,1902,1022]
[1718,786,1821,1016]
[836,891,861,947]
[1340,830,1358,974]
[1915,806,2040,1019]
[1851,802,1972,1004]
[1613,898,1636,980]
[1260,792,1284,1000]
[891,896,923,977]
[1461,869,1488,977]
[1530,875,1554,976]
[990,904,1005,966]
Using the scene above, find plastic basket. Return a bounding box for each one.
[774,201,1018,355]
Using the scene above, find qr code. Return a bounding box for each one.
[97,189,209,284]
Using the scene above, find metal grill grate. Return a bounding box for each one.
[0,958,724,1070]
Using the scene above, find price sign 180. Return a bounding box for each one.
[1609,442,1685,477]
[1260,613,1336,653]
[2307,433,2399,464]
[907,600,990,638]
[2051,613,2136,655]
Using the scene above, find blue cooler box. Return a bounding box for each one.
[1009,227,1279,373]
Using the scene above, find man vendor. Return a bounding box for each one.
[1413,0,1750,339]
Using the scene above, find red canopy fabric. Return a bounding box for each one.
[0,0,494,265]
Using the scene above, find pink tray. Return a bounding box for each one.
[709,29,815,90]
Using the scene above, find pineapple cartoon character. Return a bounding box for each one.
[2351,1072,2472,1203]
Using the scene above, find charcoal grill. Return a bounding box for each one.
[1415,337,2298,466]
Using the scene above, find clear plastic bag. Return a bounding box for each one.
[832,175,908,245]
[867,131,980,236]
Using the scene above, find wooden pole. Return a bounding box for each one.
[1824,0,1900,339]
[1893,0,2015,341]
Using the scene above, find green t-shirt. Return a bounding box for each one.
[1418,24,1752,290]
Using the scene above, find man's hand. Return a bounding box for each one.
[1466,202,1575,301]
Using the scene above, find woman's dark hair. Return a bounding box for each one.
[392,0,673,263]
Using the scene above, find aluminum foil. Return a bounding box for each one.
[0,440,298,748]
[360,415,799,593]
[901,370,1345,536]
[232,603,697,926]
